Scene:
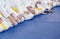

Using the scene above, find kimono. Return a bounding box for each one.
[8,0,25,22]
[41,0,53,10]
[21,0,34,20]
[0,12,12,32]
[53,0,60,7]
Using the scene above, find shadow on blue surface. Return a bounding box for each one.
[0,6,60,39]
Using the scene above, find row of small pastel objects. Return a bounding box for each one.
[0,0,60,32]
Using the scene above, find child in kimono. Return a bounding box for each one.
[0,12,12,32]
[35,1,46,15]
[8,0,25,22]
[51,0,60,7]
[58,0,60,5]
[0,0,18,25]
[26,0,46,15]
[40,0,53,12]
[5,0,19,24]
[19,0,34,20]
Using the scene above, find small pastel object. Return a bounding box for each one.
[11,6,18,13]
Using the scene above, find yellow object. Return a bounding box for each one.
[7,18,11,21]
[0,14,2,17]
[0,22,7,30]
[0,13,7,30]
[35,8,42,10]
[11,6,18,13]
